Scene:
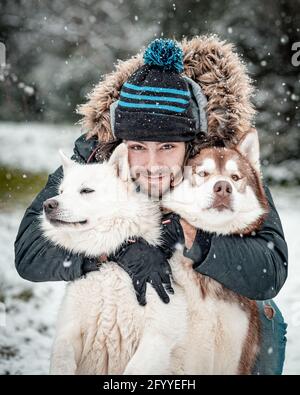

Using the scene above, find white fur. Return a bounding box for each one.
[201,158,216,172]
[45,143,254,375]
[225,159,238,173]
[40,145,161,255]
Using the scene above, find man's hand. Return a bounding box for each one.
[160,212,197,252]
[160,212,212,266]
[179,218,197,249]
[109,239,174,306]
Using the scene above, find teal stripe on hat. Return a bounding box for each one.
[118,101,186,112]
[120,91,189,104]
[124,82,190,96]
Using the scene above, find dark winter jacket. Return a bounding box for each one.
[14,133,288,300]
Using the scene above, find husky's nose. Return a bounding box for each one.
[43,199,59,214]
[213,181,232,197]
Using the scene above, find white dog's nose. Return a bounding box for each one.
[43,199,59,214]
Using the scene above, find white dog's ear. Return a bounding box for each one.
[58,149,74,174]
[236,128,261,173]
[108,143,130,182]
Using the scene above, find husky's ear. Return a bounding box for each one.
[236,128,261,173]
[58,149,74,174]
[108,143,130,182]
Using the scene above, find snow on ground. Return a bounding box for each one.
[0,210,65,374]
[0,122,299,374]
[0,122,82,173]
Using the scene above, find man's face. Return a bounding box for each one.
[124,140,186,199]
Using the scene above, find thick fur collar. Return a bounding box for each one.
[76,34,256,146]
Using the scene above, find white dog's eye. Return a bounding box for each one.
[231,174,241,181]
[80,188,95,194]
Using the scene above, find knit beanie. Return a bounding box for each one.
[110,39,207,142]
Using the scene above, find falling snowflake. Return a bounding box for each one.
[267,241,274,250]
[63,259,72,268]
[268,347,273,355]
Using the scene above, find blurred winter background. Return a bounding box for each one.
[0,0,299,374]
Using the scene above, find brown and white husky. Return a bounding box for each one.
[41,128,268,375]
[161,128,269,374]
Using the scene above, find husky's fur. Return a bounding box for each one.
[161,129,269,374]
[42,130,268,375]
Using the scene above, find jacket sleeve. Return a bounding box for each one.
[14,133,99,282]
[191,185,288,300]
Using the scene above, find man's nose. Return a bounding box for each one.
[147,151,162,172]
[43,199,59,214]
[213,181,232,197]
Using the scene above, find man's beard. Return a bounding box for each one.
[130,167,183,200]
[135,179,169,200]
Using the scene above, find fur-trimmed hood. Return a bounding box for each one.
[76,34,256,146]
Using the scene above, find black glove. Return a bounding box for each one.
[160,212,212,267]
[160,212,185,257]
[81,256,100,276]
[109,238,174,306]
[183,229,212,268]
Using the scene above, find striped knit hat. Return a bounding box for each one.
[111,39,201,142]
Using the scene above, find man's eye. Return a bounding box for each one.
[161,144,174,150]
[80,188,95,194]
[129,145,145,151]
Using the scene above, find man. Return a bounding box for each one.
[15,38,288,374]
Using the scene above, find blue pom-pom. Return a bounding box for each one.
[143,38,184,73]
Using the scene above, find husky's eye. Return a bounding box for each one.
[231,174,241,181]
[80,188,95,194]
[198,170,209,177]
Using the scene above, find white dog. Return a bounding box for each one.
[41,144,187,375]
[41,129,267,375]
